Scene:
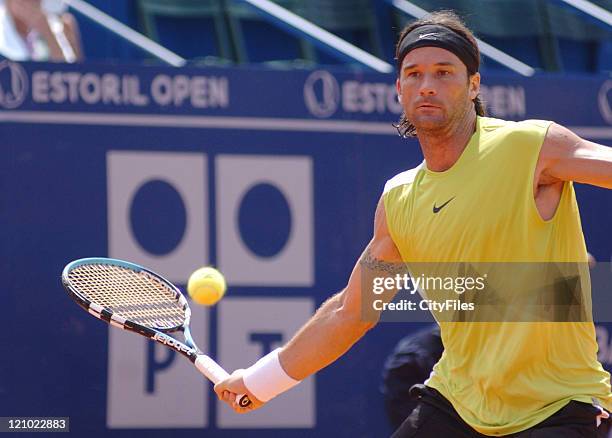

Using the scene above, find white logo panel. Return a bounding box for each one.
[107,307,209,428]
[107,151,208,282]
[216,155,313,286]
[217,297,315,428]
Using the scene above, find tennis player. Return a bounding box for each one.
[215,11,612,437]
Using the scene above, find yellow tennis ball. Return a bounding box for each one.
[187,267,226,306]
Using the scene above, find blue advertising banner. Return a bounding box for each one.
[1,60,611,437]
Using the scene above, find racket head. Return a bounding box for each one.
[62,257,191,333]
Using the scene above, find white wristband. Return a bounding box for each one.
[243,348,300,402]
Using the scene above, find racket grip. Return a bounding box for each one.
[194,355,252,408]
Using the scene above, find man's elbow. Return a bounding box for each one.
[358,317,378,333]
[334,303,378,336]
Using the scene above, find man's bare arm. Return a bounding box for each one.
[539,123,612,189]
[280,198,402,380]
[214,196,402,410]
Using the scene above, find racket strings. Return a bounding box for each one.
[67,264,185,328]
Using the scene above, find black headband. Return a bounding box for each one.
[396,24,479,75]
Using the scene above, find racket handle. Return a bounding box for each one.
[194,355,252,408]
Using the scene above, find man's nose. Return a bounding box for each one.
[419,75,437,96]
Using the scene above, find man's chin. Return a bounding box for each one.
[412,117,448,133]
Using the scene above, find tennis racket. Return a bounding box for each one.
[61,257,251,408]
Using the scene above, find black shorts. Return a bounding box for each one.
[391,384,610,438]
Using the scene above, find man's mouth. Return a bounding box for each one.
[417,104,439,109]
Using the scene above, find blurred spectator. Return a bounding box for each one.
[0,0,82,62]
[381,325,443,430]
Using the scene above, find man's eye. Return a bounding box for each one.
[438,70,451,76]
[407,71,420,78]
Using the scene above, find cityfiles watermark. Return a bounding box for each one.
[373,298,475,313]
[370,273,486,314]
[360,262,612,323]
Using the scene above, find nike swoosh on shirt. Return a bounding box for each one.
[433,197,455,213]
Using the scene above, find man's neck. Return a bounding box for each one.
[417,111,478,172]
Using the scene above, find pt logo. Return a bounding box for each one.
[0,61,28,109]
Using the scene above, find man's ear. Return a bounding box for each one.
[396,78,402,104]
[469,72,481,100]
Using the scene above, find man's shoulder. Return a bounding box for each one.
[479,116,552,134]
[383,163,425,194]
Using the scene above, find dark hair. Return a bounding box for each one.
[393,11,486,138]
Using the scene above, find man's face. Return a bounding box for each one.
[396,46,480,133]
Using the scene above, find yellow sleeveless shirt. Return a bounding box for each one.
[383,116,612,435]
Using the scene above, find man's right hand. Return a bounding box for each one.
[214,369,265,414]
